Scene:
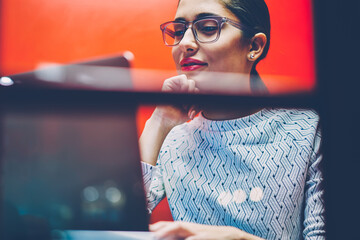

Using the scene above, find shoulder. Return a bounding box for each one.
[265,108,319,121]
[265,108,320,129]
[266,108,321,147]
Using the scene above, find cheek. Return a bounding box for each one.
[207,45,245,71]
[206,33,247,70]
[172,47,180,64]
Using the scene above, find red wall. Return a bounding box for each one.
[0,0,315,223]
[0,0,315,92]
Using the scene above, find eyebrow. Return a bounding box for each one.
[174,12,221,22]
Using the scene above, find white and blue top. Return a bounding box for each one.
[142,108,325,240]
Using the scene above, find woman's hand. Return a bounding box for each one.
[156,74,200,128]
[150,221,265,240]
[139,74,200,166]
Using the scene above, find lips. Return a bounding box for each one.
[180,58,208,71]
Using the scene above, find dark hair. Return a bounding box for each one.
[221,0,271,93]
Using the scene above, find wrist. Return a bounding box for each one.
[151,106,185,129]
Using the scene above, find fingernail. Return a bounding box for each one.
[190,110,195,119]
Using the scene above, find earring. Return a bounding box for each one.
[250,53,255,59]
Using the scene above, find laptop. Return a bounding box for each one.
[1,53,133,91]
[0,54,155,240]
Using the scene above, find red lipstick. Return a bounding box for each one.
[180,58,208,71]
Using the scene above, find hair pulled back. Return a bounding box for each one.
[222,0,270,92]
[222,0,270,64]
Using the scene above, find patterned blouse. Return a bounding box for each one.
[142,108,325,240]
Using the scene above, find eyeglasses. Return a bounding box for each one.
[160,16,249,46]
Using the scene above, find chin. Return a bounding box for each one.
[183,71,201,78]
[187,70,251,95]
[182,69,208,80]
[185,71,215,93]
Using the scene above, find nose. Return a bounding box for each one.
[178,26,198,52]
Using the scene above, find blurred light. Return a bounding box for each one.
[249,187,263,202]
[83,186,99,202]
[123,51,134,61]
[217,191,232,206]
[105,187,122,203]
[0,76,14,86]
[76,73,94,84]
[233,189,247,204]
[35,62,65,82]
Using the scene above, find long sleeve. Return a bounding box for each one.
[141,161,166,213]
[303,125,325,239]
[142,108,325,239]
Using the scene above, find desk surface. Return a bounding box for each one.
[54,230,155,240]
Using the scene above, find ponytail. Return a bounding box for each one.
[250,67,268,94]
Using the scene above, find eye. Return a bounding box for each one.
[174,30,185,37]
[195,20,218,35]
[198,26,217,34]
[173,23,186,38]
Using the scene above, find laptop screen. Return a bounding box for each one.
[0,56,150,240]
[1,105,149,239]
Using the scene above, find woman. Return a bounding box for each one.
[140,0,325,239]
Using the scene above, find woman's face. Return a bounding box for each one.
[172,0,253,93]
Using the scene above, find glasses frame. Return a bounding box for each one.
[160,16,251,47]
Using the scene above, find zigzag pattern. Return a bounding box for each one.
[142,108,325,240]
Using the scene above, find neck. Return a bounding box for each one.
[201,106,262,121]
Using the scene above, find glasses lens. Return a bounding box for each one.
[194,19,219,43]
[163,22,186,46]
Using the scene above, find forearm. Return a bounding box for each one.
[139,107,178,166]
[139,75,198,166]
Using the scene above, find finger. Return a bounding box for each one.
[186,236,201,240]
[187,105,201,120]
[187,79,196,93]
[185,232,218,240]
[179,75,191,92]
[149,221,172,231]
[187,106,196,120]
[161,79,176,92]
[188,109,196,120]
[162,75,188,92]
[155,223,193,240]
[186,235,213,240]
